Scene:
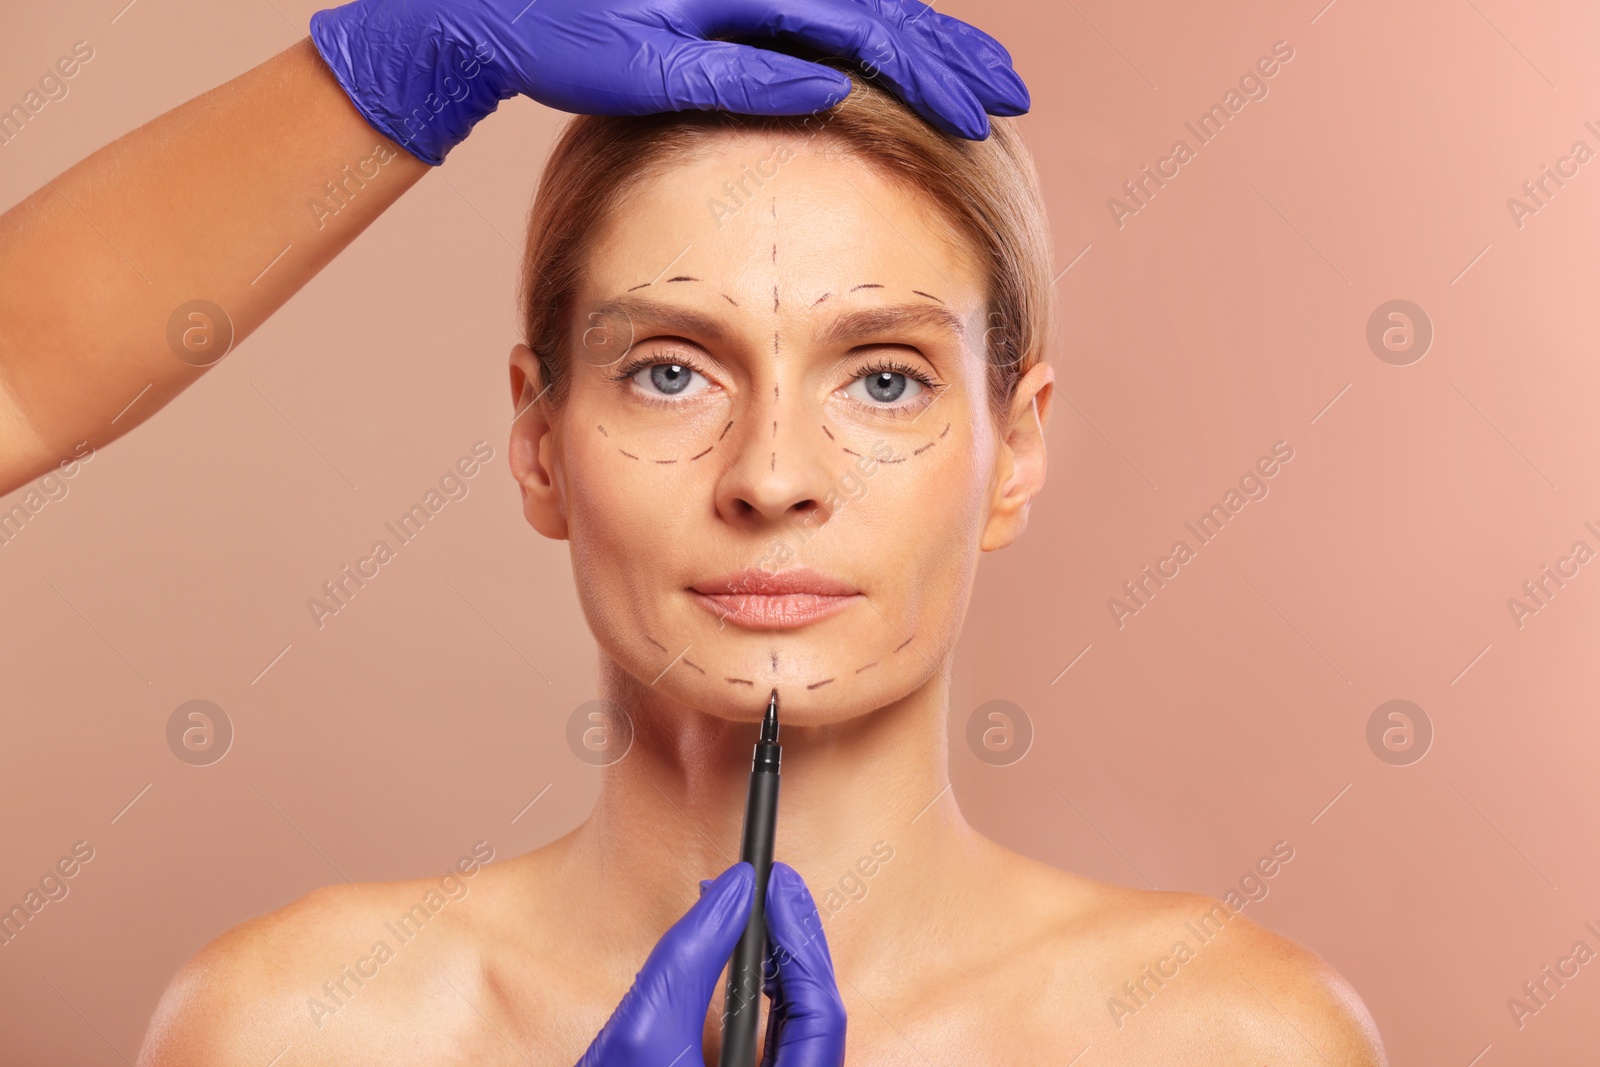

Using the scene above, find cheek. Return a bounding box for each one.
[562,434,683,603]
[853,438,987,609]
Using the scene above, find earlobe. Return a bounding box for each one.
[508,343,569,541]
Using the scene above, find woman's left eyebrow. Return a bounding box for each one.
[815,303,967,347]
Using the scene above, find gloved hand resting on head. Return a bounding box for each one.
[575,860,847,1067]
[309,0,1031,164]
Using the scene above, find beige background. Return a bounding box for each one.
[4,0,1599,1062]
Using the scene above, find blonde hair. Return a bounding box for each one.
[518,61,1053,428]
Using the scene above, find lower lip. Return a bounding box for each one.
[691,590,862,629]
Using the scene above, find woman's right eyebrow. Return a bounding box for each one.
[587,295,731,348]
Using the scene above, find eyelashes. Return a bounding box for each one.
[606,346,943,418]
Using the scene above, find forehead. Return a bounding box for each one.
[578,133,986,310]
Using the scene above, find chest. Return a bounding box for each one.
[460,975,1064,1067]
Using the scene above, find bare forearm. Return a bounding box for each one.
[0,36,428,494]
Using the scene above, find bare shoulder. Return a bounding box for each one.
[137,841,525,1067]
[1146,888,1385,1063]
[1049,870,1388,1062]
[1031,864,1387,1065]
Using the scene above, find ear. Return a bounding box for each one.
[979,359,1054,553]
[508,343,569,541]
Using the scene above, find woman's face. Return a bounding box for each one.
[509,131,1051,726]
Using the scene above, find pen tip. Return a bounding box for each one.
[761,688,779,741]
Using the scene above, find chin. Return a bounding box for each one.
[603,596,931,723]
[666,667,899,729]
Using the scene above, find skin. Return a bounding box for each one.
[136,135,1387,1065]
[0,19,1384,1064]
[0,39,428,495]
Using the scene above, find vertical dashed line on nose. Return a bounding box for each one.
[772,198,779,475]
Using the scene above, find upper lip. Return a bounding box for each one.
[691,567,859,597]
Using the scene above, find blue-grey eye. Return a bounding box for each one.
[847,371,924,406]
[632,362,708,398]
[653,364,691,394]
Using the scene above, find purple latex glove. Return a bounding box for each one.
[575,860,846,1067]
[309,0,1030,165]
[757,861,847,1067]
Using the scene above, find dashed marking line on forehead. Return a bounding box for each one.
[625,274,741,306]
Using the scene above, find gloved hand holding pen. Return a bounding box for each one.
[309,0,1031,164]
[576,861,846,1067]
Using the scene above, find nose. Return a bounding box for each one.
[712,379,838,536]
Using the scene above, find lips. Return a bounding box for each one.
[690,567,862,630]
[692,567,858,597]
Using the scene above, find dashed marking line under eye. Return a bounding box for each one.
[602,420,735,464]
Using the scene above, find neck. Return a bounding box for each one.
[555,653,982,981]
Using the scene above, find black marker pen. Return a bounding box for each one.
[718,688,781,1067]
